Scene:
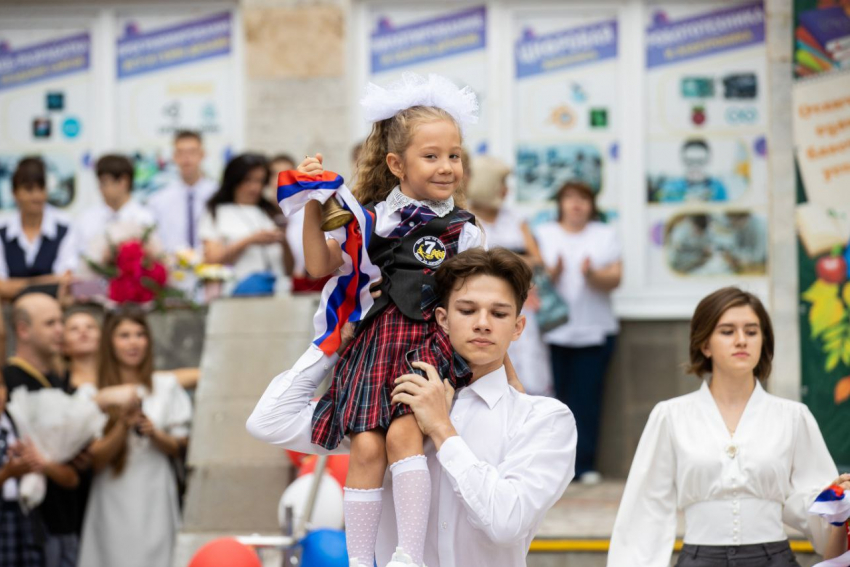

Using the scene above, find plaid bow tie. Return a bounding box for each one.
[390,204,438,238]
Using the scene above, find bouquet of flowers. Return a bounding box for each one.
[170,248,234,283]
[84,221,184,308]
[168,248,234,302]
[7,386,107,511]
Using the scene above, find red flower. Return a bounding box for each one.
[107,241,171,305]
[116,240,145,276]
[108,275,138,303]
[142,262,168,288]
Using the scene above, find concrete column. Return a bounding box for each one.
[764,0,800,401]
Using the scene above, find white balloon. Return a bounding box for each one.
[278,473,344,530]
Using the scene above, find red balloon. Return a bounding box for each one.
[298,455,350,488]
[286,450,307,468]
[189,538,261,567]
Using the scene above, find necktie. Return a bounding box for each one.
[390,204,438,238]
[187,191,196,249]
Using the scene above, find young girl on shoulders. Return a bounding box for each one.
[298,75,483,567]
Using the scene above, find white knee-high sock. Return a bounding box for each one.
[344,487,383,567]
[390,455,431,565]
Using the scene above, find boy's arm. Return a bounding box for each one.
[246,348,349,456]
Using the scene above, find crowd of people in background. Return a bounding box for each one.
[1,292,194,567]
[0,130,624,566]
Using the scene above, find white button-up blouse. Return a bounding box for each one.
[609,380,838,566]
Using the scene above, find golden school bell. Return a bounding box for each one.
[321,198,354,231]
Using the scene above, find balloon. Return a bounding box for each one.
[298,454,350,488]
[279,473,344,530]
[300,529,348,567]
[286,449,308,468]
[188,538,261,567]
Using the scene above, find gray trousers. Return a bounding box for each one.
[43,532,78,567]
[675,541,802,567]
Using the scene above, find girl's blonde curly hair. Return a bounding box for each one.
[353,106,467,208]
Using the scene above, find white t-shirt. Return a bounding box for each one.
[535,221,621,347]
[75,200,157,260]
[198,204,285,292]
[147,177,217,253]
[477,208,526,252]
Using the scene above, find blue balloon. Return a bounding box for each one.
[300,529,348,567]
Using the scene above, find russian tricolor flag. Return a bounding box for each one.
[277,170,381,355]
[810,485,850,526]
[809,485,850,566]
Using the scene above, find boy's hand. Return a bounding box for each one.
[297,153,324,175]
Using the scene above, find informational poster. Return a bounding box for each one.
[793,0,850,465]
[365,5,488,155]
[644,2,769,284]
[0,28,95,215]
[512,12,620,221]
[115,11,238,199]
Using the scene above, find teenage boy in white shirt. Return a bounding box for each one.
[247,247,577,567]
[75,154,156,259]
[147,131,217,253]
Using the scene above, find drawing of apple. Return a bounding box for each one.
[692,105,706,126]
[816,246,848,284]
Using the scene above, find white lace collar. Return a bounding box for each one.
[385,186,455,218]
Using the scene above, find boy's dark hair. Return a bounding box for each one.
[12,157,46,190]
[174,130,202,144]
[95,154,134,185]
[435,248,532,314]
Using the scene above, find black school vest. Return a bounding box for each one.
[0,223,69,278]
[361,203,475,325]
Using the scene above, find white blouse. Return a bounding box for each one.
[198,204,285,293]
[534,221,620,347]
[608,380,838,566]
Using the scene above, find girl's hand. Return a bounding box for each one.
[17,440,45,473]
[2,441,33,478]
[134,414,156,438]
[337,322,356,355]
[251,229,286,245]
[547,256,564,282]
[829,473,850,491]
[2,449,33,479]
[525,286,541,312]
[297,153,324,175]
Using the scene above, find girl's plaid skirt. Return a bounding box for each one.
[311,303,471,450]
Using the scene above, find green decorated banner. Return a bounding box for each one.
[794,0,850,468]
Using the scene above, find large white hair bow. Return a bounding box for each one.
[360,72,479,129]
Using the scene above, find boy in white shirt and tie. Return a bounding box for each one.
[248,248,577,567]
[147,131,217,254]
